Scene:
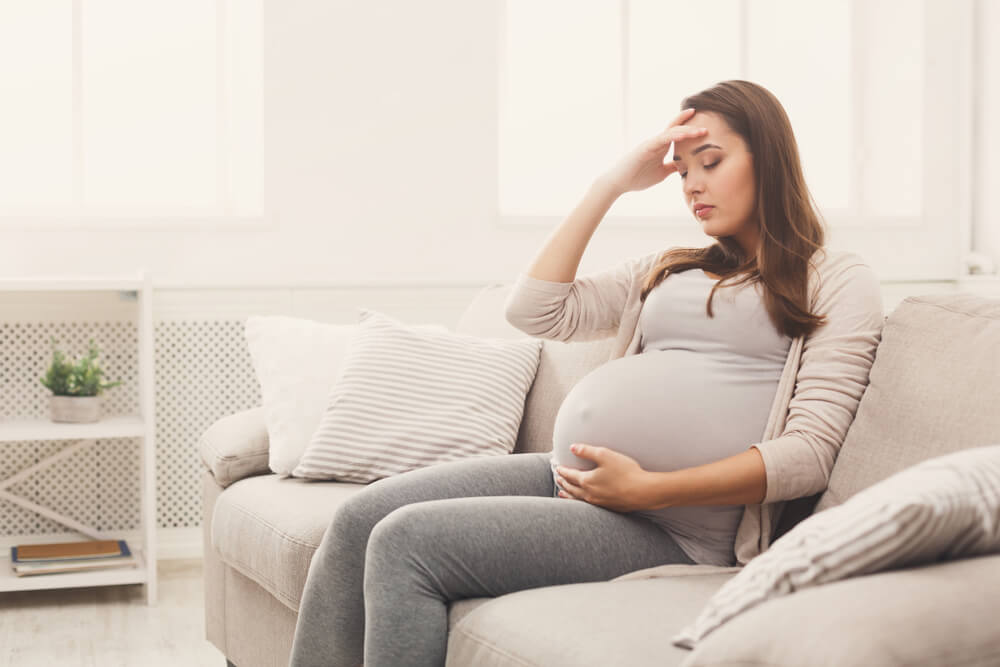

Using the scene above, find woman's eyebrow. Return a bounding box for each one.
[673,143,722,161]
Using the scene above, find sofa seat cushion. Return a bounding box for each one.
[445,570,738,667]
[681,553,1000,667]
[211,474,367,611]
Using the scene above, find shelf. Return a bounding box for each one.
[0,275,146,291]
[0,547,148,593]
[0,272,157,603]
[0,416,145,443]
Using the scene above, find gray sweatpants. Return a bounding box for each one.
[288,451,695,667]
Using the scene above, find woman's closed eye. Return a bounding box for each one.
[679,160,720,179]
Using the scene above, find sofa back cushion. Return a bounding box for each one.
[814,293,1000,514]
[456,283,613,454]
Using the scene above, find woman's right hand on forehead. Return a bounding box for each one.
[600,108,707,195]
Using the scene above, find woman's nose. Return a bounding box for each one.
[683,174,703,197]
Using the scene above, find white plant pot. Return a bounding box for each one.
[50,395,102,423]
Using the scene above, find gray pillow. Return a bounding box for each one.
[292,309,542,482]
[672,443,1000,650]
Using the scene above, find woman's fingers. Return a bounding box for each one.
[666,125,708,143]
[605,108,706,193]
[662,109,707,148]
[556,474,583,499]
[667,107,697,129]
[651,125,707,153]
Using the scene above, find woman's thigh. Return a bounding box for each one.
[337,451,557,531]
[365,494,695,602]
[290,452,561,666]
[312,451,560,587]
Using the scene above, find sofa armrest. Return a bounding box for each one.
[681,553,1000,666]
[199,406,271,487]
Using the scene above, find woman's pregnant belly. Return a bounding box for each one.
[551,350,780,474]
[550,349,784,565]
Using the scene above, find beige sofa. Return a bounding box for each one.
[200,283,1000,667]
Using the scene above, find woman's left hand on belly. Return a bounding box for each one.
[555,444,656,513]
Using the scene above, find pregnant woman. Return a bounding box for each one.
[289,80,884,667]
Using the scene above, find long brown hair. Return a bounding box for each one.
[640,80,827,339]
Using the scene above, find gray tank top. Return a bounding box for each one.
[550,269,792,566]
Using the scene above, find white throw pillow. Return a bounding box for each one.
[244,314,446,475]
[673,444,1000,650]
[291,308,543,483]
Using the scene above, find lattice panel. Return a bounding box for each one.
[0,319,260,537]
[1,320,140,416]
[155,320,260,528]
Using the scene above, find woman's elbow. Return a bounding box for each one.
[504,304,570,341]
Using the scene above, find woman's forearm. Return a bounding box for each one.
[642,447,768,509]
[524,176,623,283]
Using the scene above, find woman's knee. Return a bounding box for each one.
[324,485,398,553]
[363,502,451,583]
[366,502,429,558]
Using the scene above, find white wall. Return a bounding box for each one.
[0,0,996,289]
[975,0,1000,272]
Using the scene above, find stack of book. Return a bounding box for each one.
[9,539,136,577]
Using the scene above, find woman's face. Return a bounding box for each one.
[672,111,758,255]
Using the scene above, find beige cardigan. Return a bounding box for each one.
[503,246,885,566]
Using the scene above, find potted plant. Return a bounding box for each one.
[40,337,122,423]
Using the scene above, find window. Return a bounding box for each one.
[499,0,974,280]
[0,0,264,227]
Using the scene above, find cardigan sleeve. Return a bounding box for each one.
[751,258,885,504]
[503,249,665,343]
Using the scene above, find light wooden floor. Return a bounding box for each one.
[0,559,225,667]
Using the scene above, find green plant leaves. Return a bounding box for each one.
[39,337,122,397]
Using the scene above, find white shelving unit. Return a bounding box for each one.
[0,272,157,605]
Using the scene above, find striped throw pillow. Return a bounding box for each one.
[291,308,543,482]
[673,443,1000,650]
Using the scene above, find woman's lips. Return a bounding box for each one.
[696,206,715,219]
